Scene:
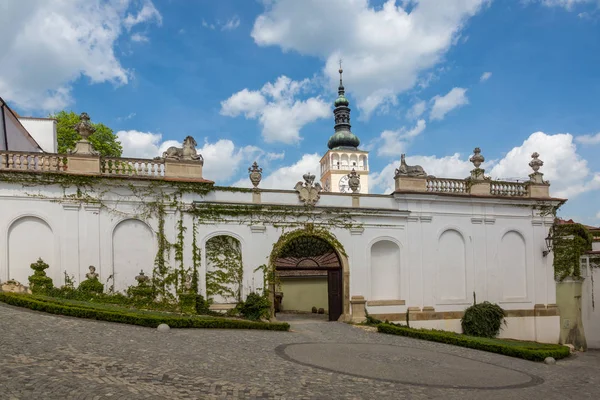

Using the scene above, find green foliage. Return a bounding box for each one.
[0,293,290,331]
[238,292,271,321]
[178,293,197,314]
[50,110,122,157]
[194,294,212,315]
[28,258,54,294]
[78,278,104,294]
[126,281,155,303]
[461,301,506,338]
[364,310,382,326]
[378,323,570,362]
[205,235,243,303]
[553,223,593,280]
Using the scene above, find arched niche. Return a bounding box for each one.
[8,216,55,285]
[349,154,358,168]
[112,219,155,293]
[205,235,243,304]
[436,229,467,303]
[359,155,367,169]
[341,154,349,168]
[370,240,401,301]
[499,231,527,300]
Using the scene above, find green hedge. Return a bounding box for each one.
[0,293,289,331]
[378,323,569,362]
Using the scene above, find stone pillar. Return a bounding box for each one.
[394,176,427,192]
[350,295,367,323]
[252,190,261,204]
[61,202,81,286]
[67,154,101,175]
[556,277,587,351]
[165,160,204,180]
[352,195,360,207]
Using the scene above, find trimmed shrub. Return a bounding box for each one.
[461,301,506,338]
[194,294,212,315]
[178,293,196,314]
[378,323,569,362]
[78,278,104,294]
[238,292,270,321]
[0,292,290,331]
[28,258,54,294]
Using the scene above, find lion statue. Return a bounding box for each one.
[161,136,203,163]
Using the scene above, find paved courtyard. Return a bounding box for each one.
[0,305,599,399]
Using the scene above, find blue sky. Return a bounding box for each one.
[1,0,599,224]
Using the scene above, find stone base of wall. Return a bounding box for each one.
[372,307,560,343]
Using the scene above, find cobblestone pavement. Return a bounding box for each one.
[1,305,599,399]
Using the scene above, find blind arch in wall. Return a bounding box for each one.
[112,219,155,293]
[499,231,528,301]
[436,229,467,303]
[370,240,401,301]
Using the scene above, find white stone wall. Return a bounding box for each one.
[582,257,600,348]
[0,177,560,341]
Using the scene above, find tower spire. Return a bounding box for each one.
[338,59,345,96]
[327,63,360,150]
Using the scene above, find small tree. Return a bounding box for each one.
[28,258,54,294]
[50,110,122,157]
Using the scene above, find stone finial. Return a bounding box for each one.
[528,152,547,184]
[74,112,95,141]
[529,152,543,172]
[70,112,99,155]
[248,161,263,189]
[135,270,150,284]
[469,147,486,180]
[295,172,322,206]
[348,168,360,193]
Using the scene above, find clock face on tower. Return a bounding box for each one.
[338,175,359,193]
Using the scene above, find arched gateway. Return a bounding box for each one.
[269,227,349,321]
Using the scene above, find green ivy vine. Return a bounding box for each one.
[553,223,593,280]
[205,235,244,303]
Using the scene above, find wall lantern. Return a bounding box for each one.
[543,234,553,257]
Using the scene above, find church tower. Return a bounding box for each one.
[320,66,369,194]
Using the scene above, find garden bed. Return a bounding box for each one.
[377,323,569,362]
[0,292,289,331]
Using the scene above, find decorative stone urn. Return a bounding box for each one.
[135,270,150,285]
[70,112,99,155]
[248,161,263,189]
[469,147,486,180]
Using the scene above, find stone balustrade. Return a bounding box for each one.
[394,148,552,199]
[490,181,528,197]
[101,157,165,178]
[0,151,67,172]
[0,151,207,182]
[426,178,468,194]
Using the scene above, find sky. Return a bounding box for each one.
[1,0,599,224]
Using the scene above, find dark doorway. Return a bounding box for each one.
[273,235,343,321]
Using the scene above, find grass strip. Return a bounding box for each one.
[377,322,569,361]
[0,292,289,331]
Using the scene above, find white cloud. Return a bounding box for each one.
[117,130,177,159]
[490,131,599,198]
[220,76,330,144]
[480,71,492,82]
[131,33,149,43]
[430,87,469,121]
[222,16,241,31]
[124,0,162,30]
[202,20,216,30]
[375,119,426,157]
[118,131,261,182]
[534,0,597,10]
[267,151,285,161]
[596,210,600,219]
[252,0,489,118]
[576,132,600,145]
[0,0,162,112]
[406,100,426,120]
